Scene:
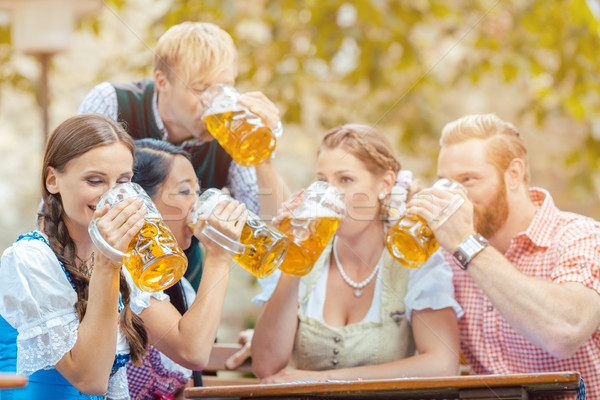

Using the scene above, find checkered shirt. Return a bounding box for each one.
[126,345,190,399]
[443,188,600,399]
[78,81,260,214]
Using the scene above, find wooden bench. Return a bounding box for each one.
[186,371,582,399]
[202,343,259,386]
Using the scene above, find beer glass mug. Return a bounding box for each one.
[89,182,188,292]
[385,179,465,268]
[201,84,281,167]
[277,181,346,276]
[189,188,290,278]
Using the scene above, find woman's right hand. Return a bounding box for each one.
[270,189,305,228]
[195,200,248,256]
[92,197,147,255]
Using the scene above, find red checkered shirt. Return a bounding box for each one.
[444,188,600,399]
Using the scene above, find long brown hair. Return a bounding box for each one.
[38,113,147,365]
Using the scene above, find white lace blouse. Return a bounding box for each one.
[0,231,168,399]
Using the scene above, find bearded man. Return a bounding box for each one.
[408,114,600,399]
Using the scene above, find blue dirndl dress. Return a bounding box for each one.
[0,232,130,399]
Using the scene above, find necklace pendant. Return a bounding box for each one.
[354,288,362,297]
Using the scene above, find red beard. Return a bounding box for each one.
[474,178,509,239]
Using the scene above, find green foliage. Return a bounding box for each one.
[4,0,600,211]
[145,0,600,211]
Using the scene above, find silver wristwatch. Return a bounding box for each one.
[453,233,489,270]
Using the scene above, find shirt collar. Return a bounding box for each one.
[521,187,559,248]
[152,90,168,141]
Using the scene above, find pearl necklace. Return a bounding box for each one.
[332,237,381,297]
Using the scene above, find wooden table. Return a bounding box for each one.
[185,371,581,399]
[0,373,27,389]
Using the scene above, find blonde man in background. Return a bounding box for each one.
[79,21,287,387]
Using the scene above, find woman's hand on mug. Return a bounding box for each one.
[93,197,146,254]
[195,200,248,255]
[271,189,305,228]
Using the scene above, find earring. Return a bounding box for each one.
[378,192,386,200]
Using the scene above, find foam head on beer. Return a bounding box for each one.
[277,181,346,276]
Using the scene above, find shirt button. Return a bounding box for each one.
[487,306,493,311]
[333,348,339,355]
[332,359,339,366]
[493,356,498,361]
[333,336,341,343]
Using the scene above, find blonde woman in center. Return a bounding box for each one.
[251,124,462,382]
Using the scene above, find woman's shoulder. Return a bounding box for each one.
[1,231,58,272]
[0,231,79,331]
[0,230,74,298]
[382,250,411,286]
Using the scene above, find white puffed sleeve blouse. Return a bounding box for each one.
[0,231,168,399]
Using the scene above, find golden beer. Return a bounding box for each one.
[125,217,188,292]
[385,178,465,269]
[189,188,290,278]
[385,215,439,269]
[278,216,340,276]
[205,110,276,167]
[90,182,188,293]
[190,217,289,278]
[234,218,290,278]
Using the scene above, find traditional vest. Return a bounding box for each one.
[112,79,233,191]
[293,242,415,370]
[113,80,229,290]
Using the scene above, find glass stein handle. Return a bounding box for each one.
[88,218,128,263]
[201,222,246,254]
[429,194,465,230]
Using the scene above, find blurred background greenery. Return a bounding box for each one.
[1,0,599,338]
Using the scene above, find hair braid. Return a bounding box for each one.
[39,113,149,367]
[118,273,148,365]
[39,193,91,321]
[344,129,401,173]
[320,124,402,176]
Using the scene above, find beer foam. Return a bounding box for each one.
[292,200,343,219]
[203,85,245,116]
[193,188,260,223]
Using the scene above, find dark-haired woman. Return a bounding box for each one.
[0,115,246,399]
[127,138,254,399]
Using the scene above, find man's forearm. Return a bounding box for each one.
[467,247,600,358]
